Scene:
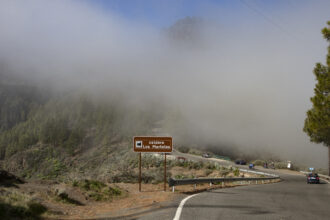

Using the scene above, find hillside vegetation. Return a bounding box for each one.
[0,73,160,181]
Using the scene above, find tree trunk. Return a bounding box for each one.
[328,147,330,176]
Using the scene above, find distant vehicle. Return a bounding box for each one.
[307,173,320,184]
[249,163,255,169]
[235,159,247,165]
[202,153,211,158]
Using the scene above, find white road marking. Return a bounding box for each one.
[173,194,198,220]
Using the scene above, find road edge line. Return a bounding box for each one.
[173,194,198,220]
[321,179,330,184]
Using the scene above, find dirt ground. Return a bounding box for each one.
[54,183,177,219]
[2,181,178,220]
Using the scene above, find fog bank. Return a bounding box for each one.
[0,0,329,168]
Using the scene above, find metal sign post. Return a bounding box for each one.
[139,152,141,192]
[133,136,172,192]
[164,153,167,191]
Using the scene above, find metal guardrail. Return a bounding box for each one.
[168,176,279,187]
[168,166,281,192]
[168,168,281,192]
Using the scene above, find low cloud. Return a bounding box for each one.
[0,0,329,167]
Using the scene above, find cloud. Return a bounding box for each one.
[0,0,329,168]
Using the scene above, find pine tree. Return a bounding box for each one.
[303,21,330,175]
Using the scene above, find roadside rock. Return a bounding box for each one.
[53,184,87,205]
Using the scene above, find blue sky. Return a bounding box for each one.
[87,0,295,28]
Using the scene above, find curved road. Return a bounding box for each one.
[140,171,330,220]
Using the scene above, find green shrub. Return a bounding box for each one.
[204,162,216,170]
[72,180,78,187]
[274,162,287,169]
[79,179,105,192]
[251,160,266,166]
[104,186,122,196]
[87,186,123,201]
[56,192,82,205]
[192,161,204,170]
[175,174,185,179]
[72,179,124,202]
[233,168,240,177]
[88,192,104,201]
[0,200,47,219]
[27,202,47,215]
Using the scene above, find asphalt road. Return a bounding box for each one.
[139,171,330,220]
[171,150,234,166]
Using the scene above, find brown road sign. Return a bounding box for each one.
[133,136,172,153]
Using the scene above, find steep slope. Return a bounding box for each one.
[0,73,160,180]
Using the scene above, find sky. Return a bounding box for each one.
[0,0,329,168]
[88,0,295,27]
[86,0,327,33]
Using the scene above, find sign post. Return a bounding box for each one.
[133,136,173,192]
[164,153,167,191]
[139,152,141,192]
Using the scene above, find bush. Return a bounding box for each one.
[175,174,185,179]
[72,179,124,201]
[0,200,47,219]
[104,186,122,196]
[233,168,240,177]
[27,202,47,216]
[88,186,123,201]
[72,180,78,187]
[77,179,106,192]
[251,160,266,166]
[274,162,287,169]
[180,161,203,170]
[204,162,216,170]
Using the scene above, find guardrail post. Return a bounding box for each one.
[222,182,224,187]
[194,184,196,190]
[172,186,175,192]
[210,182,212,187]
